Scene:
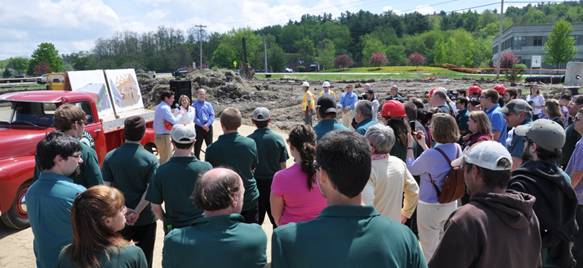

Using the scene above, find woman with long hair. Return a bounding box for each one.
[406,113,461,261]
[270,125,326,226]
[58,186,147,268]
[174,94,196,130]
[379,100,422,161]
[545,99,564,127]
[463,111,492,148]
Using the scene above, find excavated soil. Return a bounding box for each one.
[137,69,567,130]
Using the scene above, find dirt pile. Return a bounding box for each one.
[137,69,570,131]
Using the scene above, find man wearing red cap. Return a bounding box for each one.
[468,84,481,99]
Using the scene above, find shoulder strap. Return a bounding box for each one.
[434,144,460,164]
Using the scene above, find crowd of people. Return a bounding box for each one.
[25,80,583,268]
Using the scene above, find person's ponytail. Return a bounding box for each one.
[288,125,317,190]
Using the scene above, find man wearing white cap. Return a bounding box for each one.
[300,81,316,126]
[146,124,212,234]
[319,81,336,100]
[430,141,541,268]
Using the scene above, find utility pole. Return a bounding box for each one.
[496,0,504,80]
[194,25,207,69]
[264,37,268,73]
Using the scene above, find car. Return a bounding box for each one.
[37,74,47,84]
[173,67,190,78]
[284,68,293,73]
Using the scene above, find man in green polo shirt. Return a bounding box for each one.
[27,132,86,268]
[271,130,427,268]
[102,116,158,268]
[34,103,103,187]
[205,107,260,223]
[247,107,289,227]
[314,95,347,141]
[147,123,212,233]
[163,168,267,268]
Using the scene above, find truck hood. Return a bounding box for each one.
[0,127,51,160]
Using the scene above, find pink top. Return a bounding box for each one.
[271,163,327,225]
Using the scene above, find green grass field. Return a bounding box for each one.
[256,66,497,81]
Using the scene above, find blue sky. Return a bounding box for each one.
[0,0,556,59]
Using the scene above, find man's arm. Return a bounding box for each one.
[271,232,288,268]
[163,105,177,125]
[127,185,151,225]
[428,218,477,268]
[206,102,215,127]
[82,145,104,186]
[151,203,165,222]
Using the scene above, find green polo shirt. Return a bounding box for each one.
[102,143,158,226]
[271,205,427,268]
[57,245,147,268]
[33,140,104,188]
[26,172,86,268]
[355,118,376,135]
[162,214,267,268]
[314,118,347,140]
[146,156,212,229]
[247,128,289,181]
[205,132,259,211]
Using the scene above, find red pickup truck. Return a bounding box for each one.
[0,90,157,229]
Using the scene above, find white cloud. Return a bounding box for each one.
[415,4,435,15]
[383,6,403,15]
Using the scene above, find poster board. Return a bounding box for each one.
[531,55,542,68]
[67,70,115,119]
[104,69,144,113]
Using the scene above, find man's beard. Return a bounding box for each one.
[68,166,81,178]
[522,148,535,163]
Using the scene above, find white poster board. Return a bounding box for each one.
[67,70,115,119]
[531,55,542,68]
[104,69,144,113]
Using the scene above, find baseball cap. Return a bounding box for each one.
[451,141,512,170]
[380,100,406,118]
[171,124,196,144]
[302,81,310,87]
[468,85,482,95]
[251,107,270,121]
[514,119,566,151]
[322,81,330,88]
[317,96,337,114]
[500,99,532,114]
[494,84,507,95]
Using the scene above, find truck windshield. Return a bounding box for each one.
[0,101,56,127]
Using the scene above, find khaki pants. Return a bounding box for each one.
[341,110,354,128]
[155,134,173,165]
[417,201,457,261]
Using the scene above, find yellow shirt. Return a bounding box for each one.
[301,91,316,111]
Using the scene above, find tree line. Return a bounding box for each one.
[3,2,583,76]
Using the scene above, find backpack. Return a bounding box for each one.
[429,145,465,203]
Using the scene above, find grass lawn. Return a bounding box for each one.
[256,66,499,81]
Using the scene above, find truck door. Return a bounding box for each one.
[73,101,106,163]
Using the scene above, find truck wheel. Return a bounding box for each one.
[144,143,158,156]
[1,180,31,230]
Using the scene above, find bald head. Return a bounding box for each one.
[193,168,244,213]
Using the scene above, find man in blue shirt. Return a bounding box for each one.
[501,99,532,170]
[314,96,347,141]
[339,84,358,128]
[480,89,507,144]
[193,88,215,159]
[27,132,86,268]
[354,100,376,135]
[154,90,177,164]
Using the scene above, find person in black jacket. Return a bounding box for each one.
[509,119,578,267]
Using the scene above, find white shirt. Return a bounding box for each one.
[174,106,196,125]
[527,95,545,116]
[362,155,419,221]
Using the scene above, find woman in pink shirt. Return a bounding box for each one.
[270,125,327,226]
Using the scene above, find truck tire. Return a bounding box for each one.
[144,143,158,156]
[1,180,31,230]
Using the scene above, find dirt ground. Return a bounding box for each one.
[0,122,288,268]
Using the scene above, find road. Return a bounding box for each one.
[0,121,289,268]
